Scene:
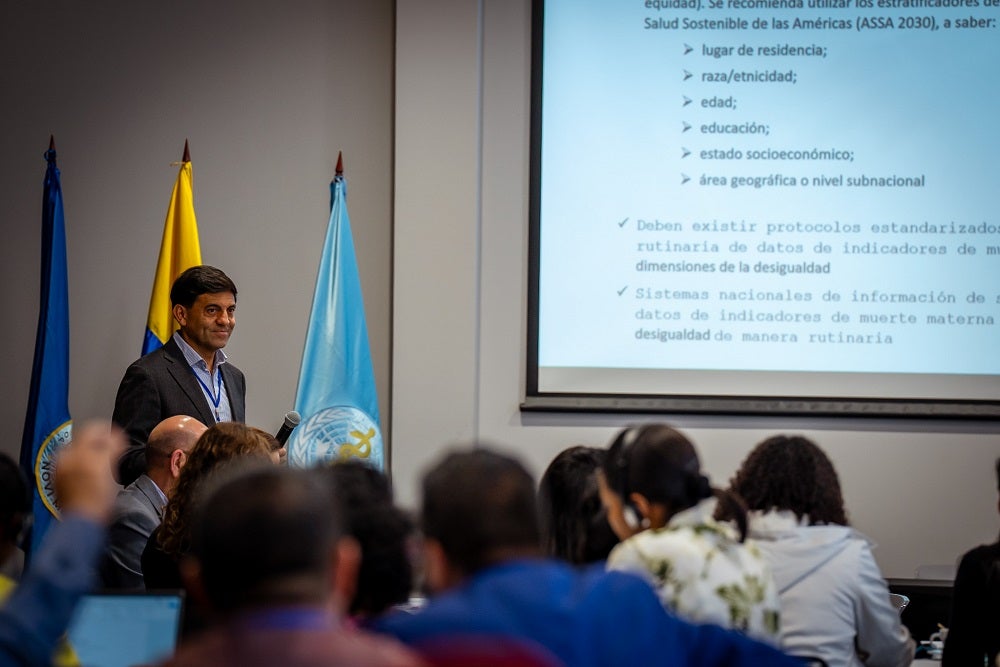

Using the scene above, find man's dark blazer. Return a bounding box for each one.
[113,337,246,486]
[99,474,165,589]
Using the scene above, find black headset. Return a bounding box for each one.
[609,426,642,506]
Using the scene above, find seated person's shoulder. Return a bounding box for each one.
[576,561,665,608]
[957,540,1000,581]
[963,540,1000,561]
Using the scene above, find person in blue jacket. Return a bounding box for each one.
[376,446,802,667]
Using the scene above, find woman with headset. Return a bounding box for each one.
[597,424,780,644]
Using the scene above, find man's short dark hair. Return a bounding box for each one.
[190,465,340,613]
[421,448,540,575]
[324,461,414,616]
[170,265,237,308]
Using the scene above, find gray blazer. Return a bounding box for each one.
[100,474,165,590]
[113,337,246,486]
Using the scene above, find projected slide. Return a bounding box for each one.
[530,0,1000,412]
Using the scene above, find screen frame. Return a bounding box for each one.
[523,0,1000,420]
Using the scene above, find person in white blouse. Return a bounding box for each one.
[597,424,781,644]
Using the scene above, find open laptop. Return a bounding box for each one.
[65,590,184,667]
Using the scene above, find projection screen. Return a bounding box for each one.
[525,0,1000,417]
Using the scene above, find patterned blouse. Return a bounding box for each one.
[606,498,781,643]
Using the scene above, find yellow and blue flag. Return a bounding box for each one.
[288,155,383,470]
[142,143,201,355]
[20,139,73,558]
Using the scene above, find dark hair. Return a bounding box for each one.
[538,446,618,564]
[728,435,848,526]
[0,453,30,547]
[190,466,340,612]
[422,448,540,575]
[324,461,415,616]
[603,424,748,541]
[995,457,1000,492]
[158,422,273,556]
[169,265,237,308]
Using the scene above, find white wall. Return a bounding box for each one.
[392,0,1000,577]
[392,0,482,491]
[0,1,394,461]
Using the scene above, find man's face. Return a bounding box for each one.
[174,291,236,357]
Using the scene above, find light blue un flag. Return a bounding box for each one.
[20,139,73,559]
[288,156,383,470]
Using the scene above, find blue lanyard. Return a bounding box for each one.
[194,370,224,421]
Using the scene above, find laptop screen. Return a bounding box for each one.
[66,591,184,667]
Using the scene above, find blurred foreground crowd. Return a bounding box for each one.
[1,419,997,667]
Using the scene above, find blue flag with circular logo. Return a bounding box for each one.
[289,166,382,470]
[20,142,73,559]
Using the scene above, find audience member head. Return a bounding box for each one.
[538,446,618,564]
[0,453,30,566]
[728,434,848,526]
[157,422,274,557]
[249,426,286,466]
[183,465,355,616]
[145,415,206,494]
[599,424,747,541]
[323,460,415,617]
[169,265,237,308]
[421,448,540,590]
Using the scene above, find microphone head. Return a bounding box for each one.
[284,411,301,428]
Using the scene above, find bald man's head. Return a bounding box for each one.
[146,416,207,486]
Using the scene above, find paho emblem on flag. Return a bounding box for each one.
[288,153,383,469]
[288,406,382,468]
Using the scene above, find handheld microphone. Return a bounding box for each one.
[274,411,301,446]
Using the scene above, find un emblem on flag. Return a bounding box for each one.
[35,420,73,517]
[288,406,383,470]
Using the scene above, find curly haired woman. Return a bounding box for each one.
[728,435,913,667]
[142,422,274,592]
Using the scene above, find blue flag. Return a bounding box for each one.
[20,141,73,558]
[288,163,383,470]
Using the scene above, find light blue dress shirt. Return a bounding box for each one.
[171,332,233,423]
